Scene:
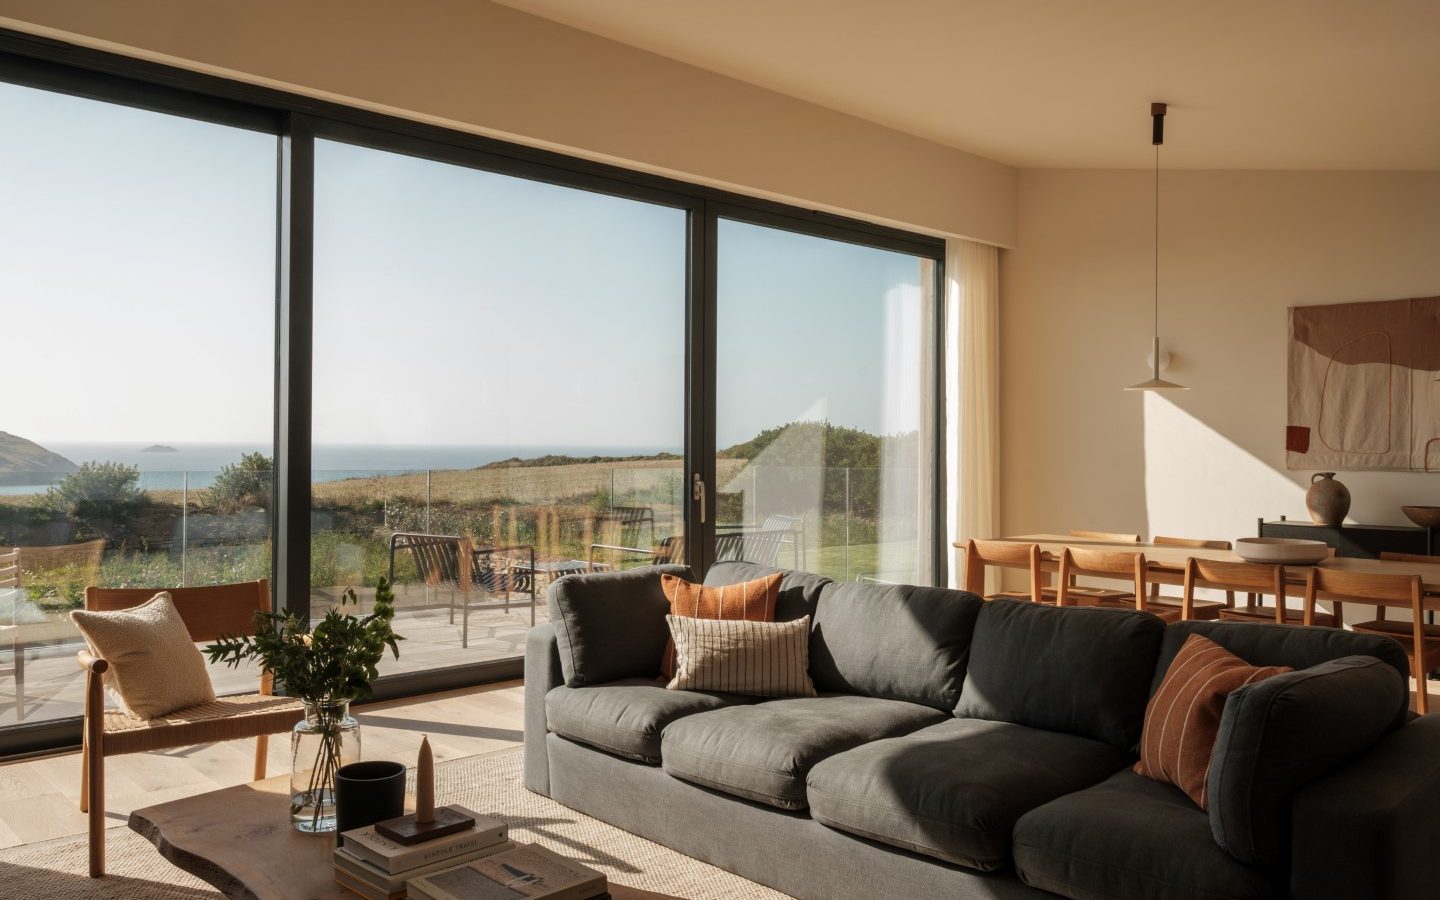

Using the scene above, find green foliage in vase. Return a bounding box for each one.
[204,577,403,702]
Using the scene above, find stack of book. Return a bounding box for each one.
[334,806,513,900]
[408,843,608,900]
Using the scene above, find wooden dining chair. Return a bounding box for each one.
[1057,547,1177,621]
[1304,567,1435,714]
[1369,552,1440,622]
[78,580,304,877]
[1039,531,1142,606]
[1145,536,1233,620]
[1069,530,1142,543]
[1183,558,1288,623]
[962,539,1044,603]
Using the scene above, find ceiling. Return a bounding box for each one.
[494,0,1440,170]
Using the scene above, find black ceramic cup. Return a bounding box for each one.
[335,760,406,834]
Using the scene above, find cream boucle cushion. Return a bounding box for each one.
[71,592,216,719]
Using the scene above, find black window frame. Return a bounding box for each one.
[0,27,946,758]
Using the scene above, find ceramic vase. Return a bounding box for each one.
[1306,472,1351,526]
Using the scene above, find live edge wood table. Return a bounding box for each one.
[129,774,678,900]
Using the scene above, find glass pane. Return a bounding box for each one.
[312,139,686,676]
[715,219,936,585]
[0,82,278,729]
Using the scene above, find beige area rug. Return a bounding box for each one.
[0,746,789,899]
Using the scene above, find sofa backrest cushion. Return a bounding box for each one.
[1207,655,1406,865]
[808,581,984,711]
[954,600,1166,751]
[547,564,693,687]
[1153,620,1411,729]
[703,561,831,623]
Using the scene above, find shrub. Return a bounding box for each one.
[207,452,273,512]
[40,461,144,542]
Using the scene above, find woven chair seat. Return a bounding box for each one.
[102,693,305,756]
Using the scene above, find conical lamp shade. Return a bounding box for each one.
[1124,375,1188,391]
[1125,336,1187,390]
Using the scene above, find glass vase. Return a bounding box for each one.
[290,699,360,833]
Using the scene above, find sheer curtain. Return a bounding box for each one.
[945,239,1000,588]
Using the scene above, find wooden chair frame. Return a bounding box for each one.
[78,579,302,877]
[962,539,1043,603]
[1305,567,1433,714]
[1057,547,1164,617]
[1183,558,1285,623]
[1,549,19,720]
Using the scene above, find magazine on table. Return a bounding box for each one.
[407,843,606,900]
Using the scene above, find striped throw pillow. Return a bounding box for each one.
[1134,633,1291,808]
[658,573,781,677]
[665,614,817,698]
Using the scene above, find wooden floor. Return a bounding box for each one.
[0,679,525,850]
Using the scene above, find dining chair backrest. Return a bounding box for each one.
[1304,567,1421,610]
[1155,536,1232,550]
[963,539,1043,603]
[1183,558,1284,621]
[1379,551,1440,564]
[1057,547,1146,607]
[83,579,271,643]
[1070,530,1141,543]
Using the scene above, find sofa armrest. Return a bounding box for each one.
[524,622,564,797]
[1290,714,1440,900]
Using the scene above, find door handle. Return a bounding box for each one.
[692,473,707,524]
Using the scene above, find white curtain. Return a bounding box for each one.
[945,239,1000,588]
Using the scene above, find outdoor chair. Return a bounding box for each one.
[388,533,536,647]
[78,579,303,877]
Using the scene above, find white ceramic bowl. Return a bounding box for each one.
[1233,537,1331,565]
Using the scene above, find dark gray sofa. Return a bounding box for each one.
[524,561,1440,899]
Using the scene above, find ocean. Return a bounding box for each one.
[0,442,674,496]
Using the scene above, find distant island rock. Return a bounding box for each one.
[0,431,79,485]
[142,444,179,453]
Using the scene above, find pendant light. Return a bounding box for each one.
[1125,102,1188,391]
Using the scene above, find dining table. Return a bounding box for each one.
[972,534,1440,611]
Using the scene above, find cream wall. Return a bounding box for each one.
[0,0,1015,246]
[1002,170,1440,544]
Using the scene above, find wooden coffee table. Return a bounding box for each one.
[129,774,678,899]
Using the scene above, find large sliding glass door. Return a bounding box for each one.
[0,80,278,733]
[310,137,687,676]
[713,217,939,585]
[0,32,944,752]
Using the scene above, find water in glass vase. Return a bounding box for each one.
[290,699,360,832]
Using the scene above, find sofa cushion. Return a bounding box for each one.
[1153,621,1410,726]
[954,599,1166,750]
[1208,655,1406,865]
[1013,769,1278,900]
[660,694,944,810]
[1135,633,1292,809]
[658,571,780,676]
[547,564,693,687]
[545,678,754,763]
[808,581,984,711]
[806,718,1131,871]
[703,561,831,623]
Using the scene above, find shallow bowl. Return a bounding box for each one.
[1401,506,1440,529]
[1233,537,1331,565]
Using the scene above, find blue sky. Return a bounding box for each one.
[3,81,926,452]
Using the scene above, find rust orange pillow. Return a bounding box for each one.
[658,572,782,677]
[1134,633,1292,809]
